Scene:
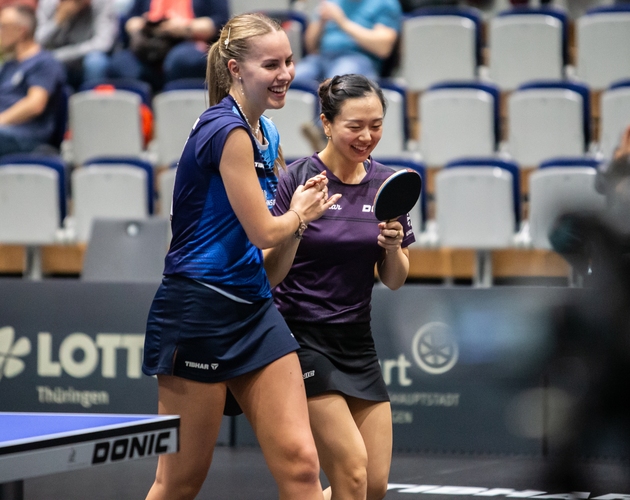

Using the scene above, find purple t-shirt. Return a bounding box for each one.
[272,154,415,324]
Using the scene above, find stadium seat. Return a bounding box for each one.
[528,158,606,250]
[507,81,589,167]
[372,80,409,157]
[401,6,481,92]
[264,82,319,158]
[488,7,567,90]
[0,156,68,279]
[162,78,206,91]
[372,157,427,245]
[262,10,308,63]
[435,158,520,285]
[419,81,499,166]
[600,80,630,159]
[229,0,291,16]
[153,89,208,167]
[69,89,145,166]
[576,5,630,90]
[71,158,153,242]
[81,218,169,282]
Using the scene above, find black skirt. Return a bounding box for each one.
[287,321,390,402]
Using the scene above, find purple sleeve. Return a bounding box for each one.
[271,168,297,216]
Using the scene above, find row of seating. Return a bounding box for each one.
[398,5,630,92]
[56,76,630,172]
[0,154,604,249]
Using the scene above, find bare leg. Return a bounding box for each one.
[308,393,368,500]
[229,352,323,500]
[348,398,393,500]
[145,375,226,500]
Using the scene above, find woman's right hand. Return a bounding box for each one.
[289,172,341,224]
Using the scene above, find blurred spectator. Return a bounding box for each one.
[0,0,37,13]
[35,0,118,89]
[0,4,66,156]
[292,0,401,85]
[108,0,228,90]
[509,0,553,5]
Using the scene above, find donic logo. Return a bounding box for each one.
[0,326,32,381]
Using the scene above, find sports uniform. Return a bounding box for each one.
[272,153,415,401]
[143,95,299,412]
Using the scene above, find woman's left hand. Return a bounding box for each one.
[378,221,403,253]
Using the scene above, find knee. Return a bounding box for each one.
[341,458,368,494]
[280,440,321,486]
[367,479,389,500]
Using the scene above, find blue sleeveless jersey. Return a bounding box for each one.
[164,95,281,302]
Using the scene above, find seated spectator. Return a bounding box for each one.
[0,4,67,156]
[108,0,228,91]
[293,0,401,85]
[35,0,118,89]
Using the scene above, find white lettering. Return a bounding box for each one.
[36,385,110,408]
[37,332,61,376]
[425,487,489,496]
[362,204,372,212]
[381,355,413,386]
[185,361,209,370]
[59,333,99,378]
[389,392,460,407]
[37,332,145,379]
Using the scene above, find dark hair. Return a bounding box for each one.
[206,13,283,107]
[318,74,387,122]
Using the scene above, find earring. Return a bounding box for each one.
[239,77,244,96]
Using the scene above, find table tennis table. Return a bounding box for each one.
[0,412,180,500]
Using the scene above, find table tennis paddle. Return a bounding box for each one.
[373,169,422,221]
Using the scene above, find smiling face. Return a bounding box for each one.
[229,29,295,115]
[322,93,384,164]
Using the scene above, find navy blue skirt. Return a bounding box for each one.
[143,274,299,389]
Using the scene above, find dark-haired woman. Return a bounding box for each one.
[142,13,341,500]
[269,74,415,500]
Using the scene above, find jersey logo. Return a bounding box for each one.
[303,370,315,379]
[329,204,342,211]
[254,162,265,170]
[362,205,373,212]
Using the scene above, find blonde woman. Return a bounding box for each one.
[142,13,340,500]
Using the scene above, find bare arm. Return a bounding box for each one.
[304,18,325,54]
[319,1,398,59]
[375,221,409,290]
[0,87,49,126]
[221,129,340,250]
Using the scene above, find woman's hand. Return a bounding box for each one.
[377,221,404,254]
[289,172,341,224]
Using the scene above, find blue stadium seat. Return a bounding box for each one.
[508,80,590,166]
[443,157,520,229]
[79,78,152,107]
[577,5,630,89]
[0,154,68,222]
[420,81,500,166]
[83,157,154,215]
[401,6,482,92]
[489,7,568,90]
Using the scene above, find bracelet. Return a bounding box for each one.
[287,209,307,240]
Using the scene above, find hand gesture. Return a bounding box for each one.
[289,171,341,224]
[377,220,404,253]
[318,1,346,25]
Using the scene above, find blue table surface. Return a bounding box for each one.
[0,413,158,444]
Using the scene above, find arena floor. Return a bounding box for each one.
[24,446,630,499]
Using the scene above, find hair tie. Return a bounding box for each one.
[224,27,231,48]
